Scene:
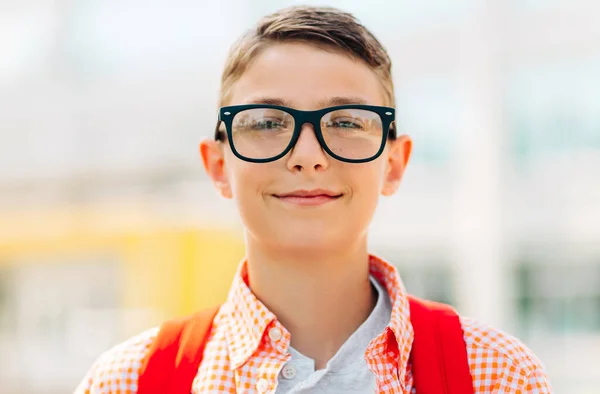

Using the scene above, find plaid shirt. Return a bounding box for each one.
[76,255,552,393]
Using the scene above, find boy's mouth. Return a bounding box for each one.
[273,189,343,206]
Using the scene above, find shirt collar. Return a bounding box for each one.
[366,254,414,386]
[221,254,414,379]
[221,261,284,369]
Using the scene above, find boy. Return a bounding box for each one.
[76,6,552,394]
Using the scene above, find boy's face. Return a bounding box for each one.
[201,42,411,252]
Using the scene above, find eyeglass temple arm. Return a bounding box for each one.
[389,122,397,139]
[214,120,225,141]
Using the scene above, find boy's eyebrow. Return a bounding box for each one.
[246,97,294,107]
[318,96,369,107]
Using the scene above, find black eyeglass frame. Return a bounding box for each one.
[214,104,396,163]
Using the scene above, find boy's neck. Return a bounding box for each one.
[245,238,376,370]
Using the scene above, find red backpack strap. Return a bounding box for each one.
[137,305,220,394]
[408,295,474,394]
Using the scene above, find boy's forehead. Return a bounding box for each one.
[226,43,387,108]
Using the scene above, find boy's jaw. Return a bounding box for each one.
[271,188,343,206]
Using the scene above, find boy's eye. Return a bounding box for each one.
[250,118,287,130]
[232,109,294,133]
[324,117,365,130]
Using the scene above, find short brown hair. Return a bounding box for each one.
[218,6,395,108]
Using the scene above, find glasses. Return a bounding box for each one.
[214,104,396,163]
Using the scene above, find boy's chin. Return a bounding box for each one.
[266,226,357,253]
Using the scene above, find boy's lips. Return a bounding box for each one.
[273,189,343,206]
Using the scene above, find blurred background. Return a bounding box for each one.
[1,0,599,392]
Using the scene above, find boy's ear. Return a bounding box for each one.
[200,139,233,199]
[381,134,412,196]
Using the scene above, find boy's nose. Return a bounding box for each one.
[286,122,329,172]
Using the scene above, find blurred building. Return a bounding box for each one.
[0,1,599,393]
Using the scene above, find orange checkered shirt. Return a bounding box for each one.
[75,255,552,393]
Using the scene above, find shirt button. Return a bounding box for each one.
[281,363,297,380]
[268,327,282,341]
[256,378,270,392]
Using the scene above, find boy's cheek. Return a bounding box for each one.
[227,164,267,200]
